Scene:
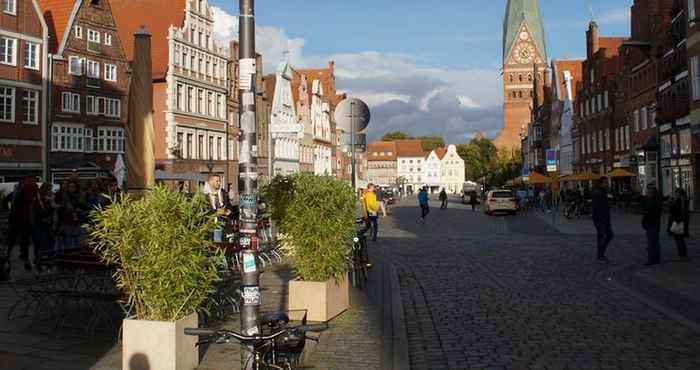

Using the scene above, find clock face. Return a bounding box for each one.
[513,42,536,64]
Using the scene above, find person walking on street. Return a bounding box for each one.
[439,188,448,210]
[642,185,663,266]
[376,187,387,217]
[418,187,430,222]
[592,177,614,262]
[7,177,38,271]
[668,188,690,261]
[363,184,380,241]
[469,191,478,212]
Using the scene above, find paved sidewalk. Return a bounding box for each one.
[0,256,387,369]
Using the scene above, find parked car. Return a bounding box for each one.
[484,189,517,215]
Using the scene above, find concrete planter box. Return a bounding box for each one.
[288,274,349,322]
[122,312,198,370]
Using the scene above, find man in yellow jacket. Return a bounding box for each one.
[363,183,380,242]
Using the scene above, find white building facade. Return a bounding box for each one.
[270,62,302,176]
[310,80,332,175]
[438,145,465,194]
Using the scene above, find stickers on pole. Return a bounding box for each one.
[242,252,256,273]
[239,58,256,91]
[242,286,260,306]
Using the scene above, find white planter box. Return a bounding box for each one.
[288,274,349,322]
[122,312,198,370]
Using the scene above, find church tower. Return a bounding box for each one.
[495,0,548,150]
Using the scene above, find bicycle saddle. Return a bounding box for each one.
[260,312,289,328]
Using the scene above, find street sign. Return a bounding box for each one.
[546,149,558,172]
[334,98,370,132]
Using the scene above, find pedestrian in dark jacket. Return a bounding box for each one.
[469,191,478,212]
[667,188,689,260]
[642,186,663,266]
[591,177,613,262]
[418,187,430,222]
[7,177,38,271]
[439,189,448,210]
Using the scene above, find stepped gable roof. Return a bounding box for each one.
[36,0,78,54]
[394,140,426,158]
[111,0,187,80]
[503,0,547,61]
[368,141,397,161]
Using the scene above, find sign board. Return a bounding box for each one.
[546,149,558,172]
[340,133,366,147]
[334,98,370,132]
[242,286,260,306]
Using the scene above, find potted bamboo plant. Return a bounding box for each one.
[268,174,355,322]
[89,186,220,370]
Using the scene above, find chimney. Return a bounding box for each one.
[586,21,600,59]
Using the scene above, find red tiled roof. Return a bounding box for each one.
[297,61,336,106]
[394,140,426,158]
[599,37,626,55]
[553,59,583,102]
[368,141,397,161]
[434,147,448,160]
[36,0,78,54]
[111,0,186,80]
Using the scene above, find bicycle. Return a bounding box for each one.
[185,314,328,370]
[348,218,371,289]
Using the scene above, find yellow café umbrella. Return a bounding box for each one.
[577,170,602,182]
[528,171,552,184]
[607,168,636,178]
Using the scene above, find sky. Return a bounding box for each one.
[210,0,633,144]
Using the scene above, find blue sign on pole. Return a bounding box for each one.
[546,149,558,173]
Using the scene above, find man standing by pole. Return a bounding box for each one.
[238,1,260,368]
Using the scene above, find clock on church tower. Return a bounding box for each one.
[495,0,548,150]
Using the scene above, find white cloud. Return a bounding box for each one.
[597,8,630,25]
[210,7,504,143]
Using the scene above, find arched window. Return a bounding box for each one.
[518,91,522,98]
[519,74,523,82]
[527,73,532,82]
[509,74,514,83]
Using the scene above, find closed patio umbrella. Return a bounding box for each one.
[125,27,155,194]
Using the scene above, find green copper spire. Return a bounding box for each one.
[503,0,547,62]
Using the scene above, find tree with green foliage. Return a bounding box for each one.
[381,131,414,141]
[419,136,445,152]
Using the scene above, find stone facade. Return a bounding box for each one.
[268,61,302,176]
[0,0,48,181]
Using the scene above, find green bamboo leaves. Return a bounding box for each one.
[89,187,221,322]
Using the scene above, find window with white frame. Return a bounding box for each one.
[692,56,700,101]
[84,128,93,152]
[187,87,195,112]
[207,92,214,116]
[0,87,14,122]
[633,109,640,132]
[599,131,604,152]
[198,89,204,114]
[22,90,38,124]
[88,29,100,43]
[104,64,117,81]
[625,125,630,150]
[176,84,184,110]
[605,129,610,150]
[640,106,648,130]
[661,135,672,158]
[680,129,691,155]
[649,109,656,128]
[3,0,16,14]
[97,127,124,153]
[597,94,602,112]
[604,91,609,109]
[61,92,80,113]
[87,95,96,115]
[0,37,16,65]
[86,60,99,78]
[51,123,85,152]
[104,33,112,46]
[68,56,84,75]
[74,25,83,39]
[106,98,120,118]
[690,0,696,23]
[217,94,224,119]
[23,42,39,69]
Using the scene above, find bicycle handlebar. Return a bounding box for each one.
[184,322,329,343]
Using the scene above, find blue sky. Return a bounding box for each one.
[210,0,633,143]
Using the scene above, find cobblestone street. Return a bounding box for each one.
[374,197,700,370]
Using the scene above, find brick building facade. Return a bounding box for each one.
[40,0,129,182]
[0,0,48,181]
